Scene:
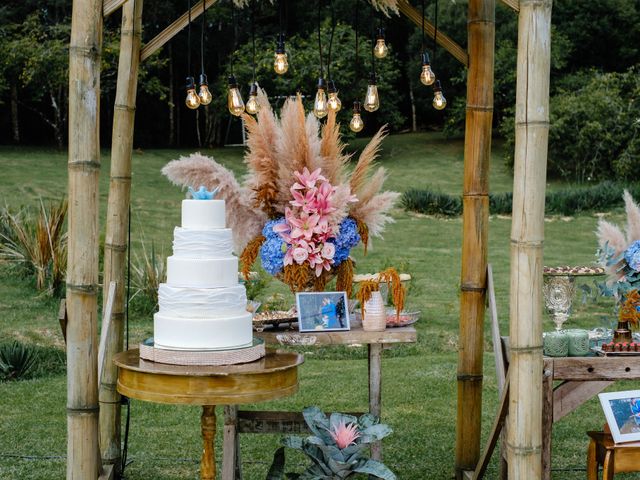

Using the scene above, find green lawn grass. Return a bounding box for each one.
[0,134,635,479]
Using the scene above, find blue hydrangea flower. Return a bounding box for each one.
[330,218,361,266]
[625,240,640,271]
[262,217,287,239]
[260,235,286,275]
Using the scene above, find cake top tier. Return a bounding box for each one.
[182,199,226,229]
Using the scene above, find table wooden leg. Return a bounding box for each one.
[602,450,614,480]
[201,405,216,480]
[586,439,597,480]
[368,344,382,461]
[223,405,241,480]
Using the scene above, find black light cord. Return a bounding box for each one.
[200,0,205,75]
[317,0,324,77]
[187,0,192,75]
[120,203,132,475]
[370,1,375,76]
[327,0,335,81]
[421,0,425,54]
[231,0,237,75]
[354,0,359,79]
[251,0,256,82]
[433,0,439,65]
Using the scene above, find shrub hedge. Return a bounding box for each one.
[402,182,640,217]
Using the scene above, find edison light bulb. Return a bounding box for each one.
[432,80,447,110]
[185,76,200,110]
[420,53,436,86]
[227,75,245,116]
[313,78,328,119]
[245,83,260,115]
[349,102,364,133]
[274,34,289,75]
[363,74,380,112]
[327,80,342,113]
[197,73,212,105]
[374,28,388,59]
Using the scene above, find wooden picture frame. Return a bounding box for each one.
[599,390,640,443]
[296,292,350,332]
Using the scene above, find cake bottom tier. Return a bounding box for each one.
[154,312,253,351]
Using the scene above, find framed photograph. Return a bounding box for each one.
[599,390,640,443]
[296,292,350,332]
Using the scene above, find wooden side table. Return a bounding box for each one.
[114,348,303,480]
[220,325,416,479]
[587,431,640,479]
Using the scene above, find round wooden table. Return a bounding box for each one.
[114,348,303,480]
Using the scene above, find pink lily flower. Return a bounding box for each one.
[289,212,320,241]
[290,188,318,212]
[291,167,327,190]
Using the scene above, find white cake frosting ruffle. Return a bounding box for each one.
[172,227,234,258]
[158,284,246,318]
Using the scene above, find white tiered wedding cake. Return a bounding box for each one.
[153,194,253,351]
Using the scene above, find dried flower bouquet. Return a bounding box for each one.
[162,91,399,292]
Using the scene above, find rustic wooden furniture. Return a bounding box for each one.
[114,348,303,480]
[219,325,416,479]
[587,431,640,479]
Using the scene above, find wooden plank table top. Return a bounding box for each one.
[255,325,417,346]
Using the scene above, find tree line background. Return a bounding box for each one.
[1,0,639,182]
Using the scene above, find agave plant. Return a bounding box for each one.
[0,341,38,381]
[129,239,166,314]
[267,406,396,480]
[0,199,68,294]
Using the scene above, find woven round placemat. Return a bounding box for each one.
[139,337,266,366]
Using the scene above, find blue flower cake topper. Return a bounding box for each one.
[188,185,220,200]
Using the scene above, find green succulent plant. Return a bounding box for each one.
[266,406,396,480]
[0,341,38,381]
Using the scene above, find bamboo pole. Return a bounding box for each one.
[455,0,495,477]
[507,0,552,478]
[67,0,103,477]
[100,0,143,473]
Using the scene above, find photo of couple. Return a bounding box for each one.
[296,292,350,332]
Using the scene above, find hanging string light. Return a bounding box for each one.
[350,0,364,132]
[246,0,260,115]
[373,13,388,60]
[227,1,245,116]
[313,0,328,119]
[326,0,341,113]
[185,0,200,109]
[363,4,380,113]
[431,0,446,109]
[419,0,435,86]
[197,0,212,105]
[274,0,289,75]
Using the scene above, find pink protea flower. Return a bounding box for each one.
[329,421,361,449]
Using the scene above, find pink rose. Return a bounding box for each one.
[292,247,309,264]
[321,243,335,260]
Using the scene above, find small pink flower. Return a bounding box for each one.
[329,421,361,449]
[321,243,335,260]
[291,188,318,212]
[314,258,333,276]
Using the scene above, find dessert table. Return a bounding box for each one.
[114,348,303,480]
[221,325,417,479]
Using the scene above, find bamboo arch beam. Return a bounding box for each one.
[103,0,127,17]
[397,0,468,67]
[100,0,144,475]
[501,0,519,12]
[507,0,552,478]
[140,0,218,62]
[67,0,103,477]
